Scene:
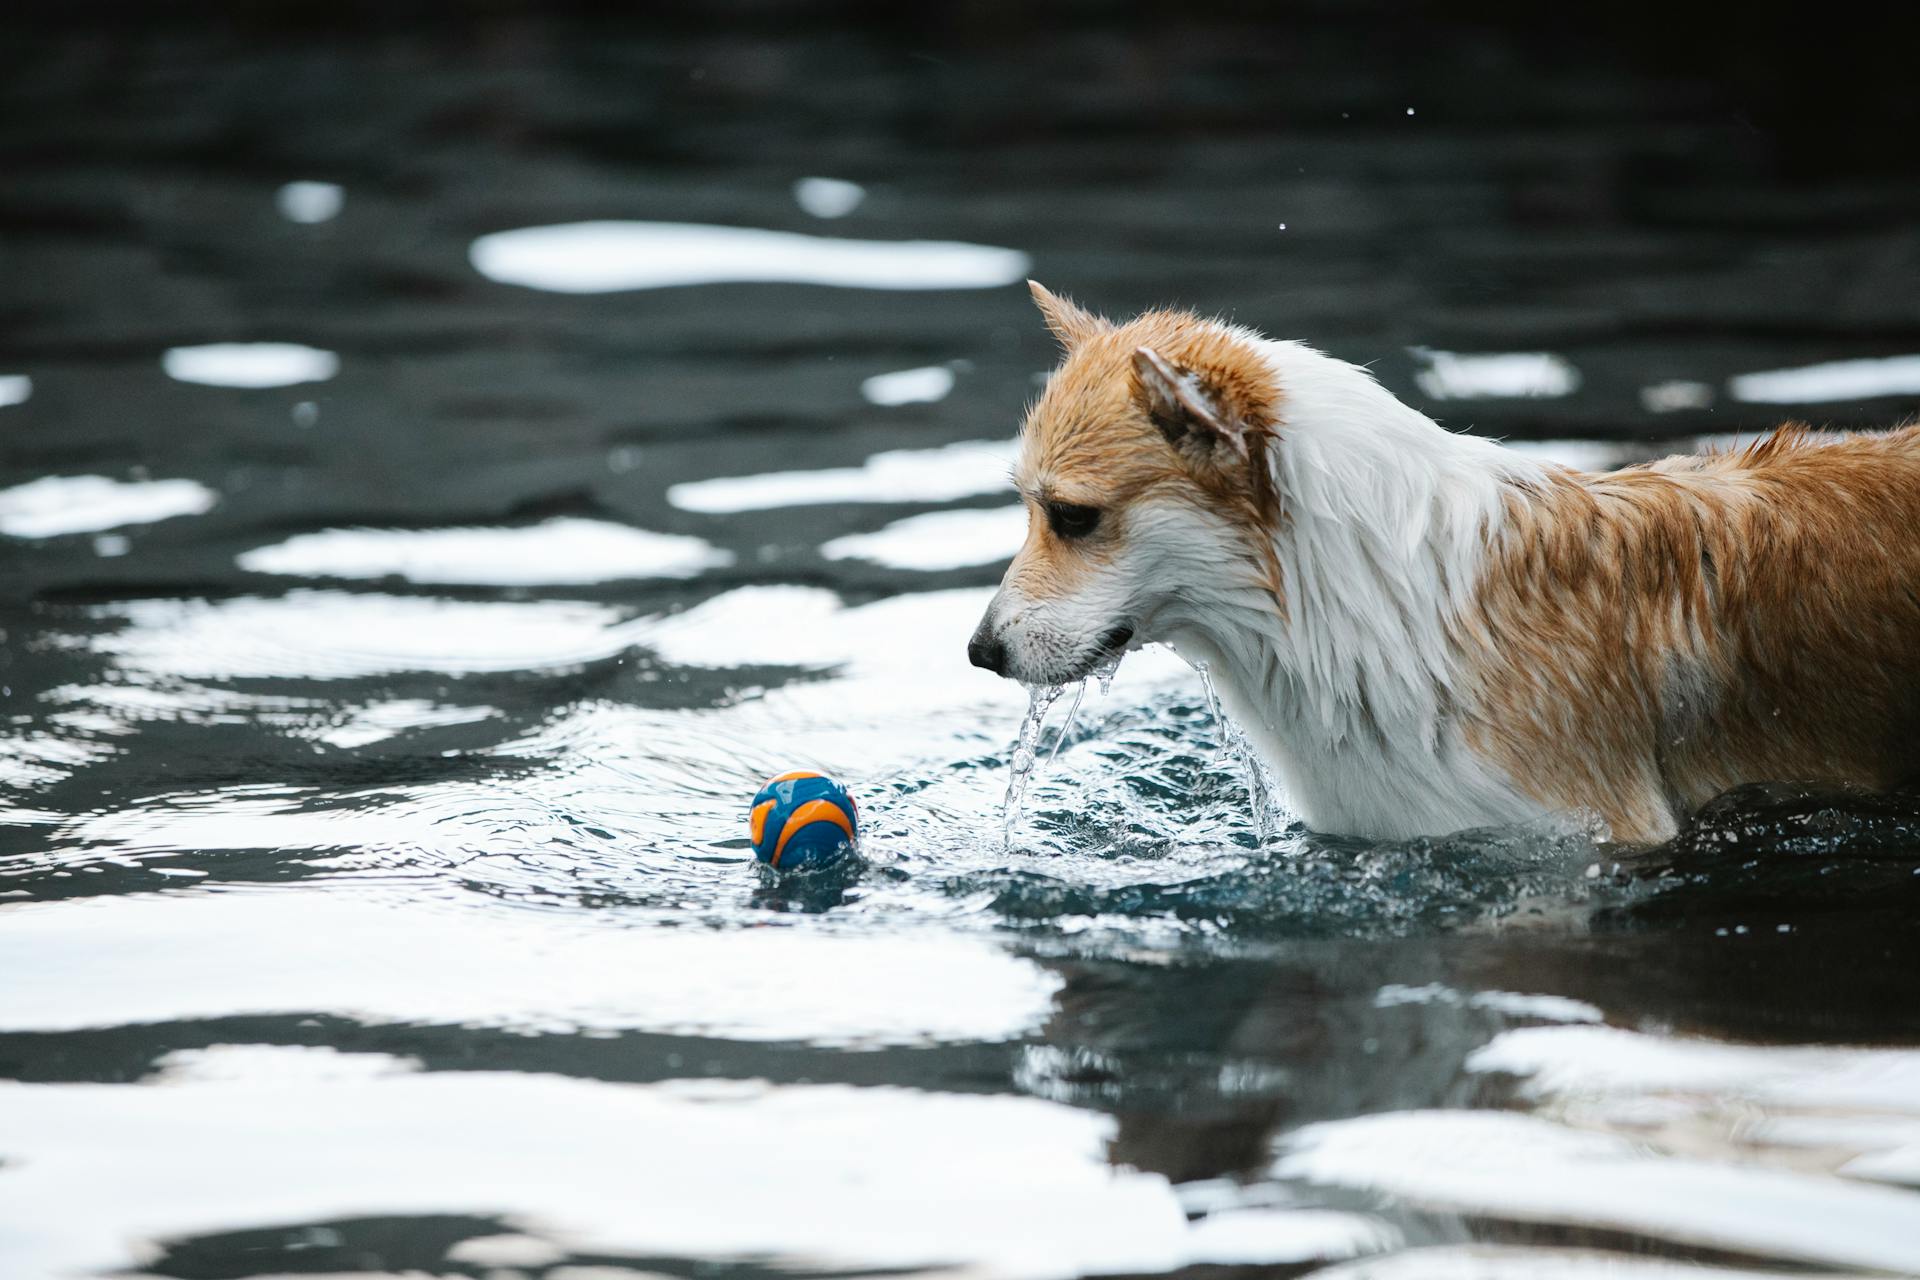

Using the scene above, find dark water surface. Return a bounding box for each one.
[4,8,1920,1278]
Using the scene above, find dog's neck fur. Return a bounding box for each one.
[1159,339,1550,838]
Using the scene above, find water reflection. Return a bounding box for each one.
[469,221,1030,293]
[274,179,344,224]
[0,474,216,538]
[237,517,733,584]
[862,363,958,405]
[160,342,339,388]
[80,591,640,679]
[821,505,1026,570]
[793,176,867,219]
[1729,353,1920,404]
[666,438,1016,513]
[1410,348,1581,400]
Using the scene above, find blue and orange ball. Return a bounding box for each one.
[749,770,858,870]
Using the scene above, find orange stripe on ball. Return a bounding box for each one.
[768,769,823,784]
[772,798,854,866]
[749,800,774,847]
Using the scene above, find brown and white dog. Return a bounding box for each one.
[968,283,1920,844]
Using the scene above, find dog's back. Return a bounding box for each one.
[1464,425,1920,842]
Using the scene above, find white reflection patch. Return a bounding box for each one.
[1311,1244,1811,1278]
[0,1031,1394,1279]
[793,175,866,218]
[469,220,1029,293]
[0,474,216,538]
[237,517,733,585]
[861,364,955,406]
[301,699,498,749]
[1412,348,1581,400]
[1466,1023,1920,1187]
[1640,379,1715,413]
[1728,354,1920,404]
[0,890,1062,1047]
[0,374,30,407]
[1496,439,1631,472]
[275,180,344,224]
[822,505,1026,570]
[668,438,1015,513]
[1279,1109,1920,1273]
[162,342,339,388]
[84,591,637,679]
[1374,982,1602,1024]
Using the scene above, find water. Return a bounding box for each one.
[5,9,1920,1278]
[1004,680,1066,848]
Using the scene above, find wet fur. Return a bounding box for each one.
[979,284,1920,843]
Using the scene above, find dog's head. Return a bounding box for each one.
[968,283,1284,684]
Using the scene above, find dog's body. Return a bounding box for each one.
[969,284,1920,844]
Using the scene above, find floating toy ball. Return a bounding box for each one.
[749,771,857,870]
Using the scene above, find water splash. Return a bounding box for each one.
[1003,682,1064,848]
[1192,660,1282,841]
[1007,654,1127,846]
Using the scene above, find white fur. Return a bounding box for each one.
[1154,339,1555,838]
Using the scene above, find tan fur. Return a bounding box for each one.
[1461,426,1920,842]
[1010,291,1287,610]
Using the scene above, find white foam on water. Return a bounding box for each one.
[469,221,1030,293]
[668,438,1016,513]
[0,374,30,407]
[1278,1108,1920,1273]
[0,474,217,538]
[820,505,1026,570]
[162,342,339,388]
[1729,354,1920,404]
[1411,348,1581,400]
[793,175,866,218]
[237,517,733,585]
[275,180,344,224]
[861,364,955,406]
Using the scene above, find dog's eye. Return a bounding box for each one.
[1046,502,1102,540]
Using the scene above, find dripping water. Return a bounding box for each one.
[1003,681,1063,848]
[1191,659,1282,841]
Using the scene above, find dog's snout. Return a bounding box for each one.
[968,622,1009,676]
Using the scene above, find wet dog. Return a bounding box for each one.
[968,283,1920,843]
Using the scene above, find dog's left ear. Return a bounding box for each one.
[1029,281,1110,350]
[1131,346,1263,461]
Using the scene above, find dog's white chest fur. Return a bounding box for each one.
[1160,340,1549,840]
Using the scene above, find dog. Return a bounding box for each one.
[967,282,1920,844]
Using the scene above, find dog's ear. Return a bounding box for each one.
[1029,281,1109,350]
[1131,345,1254,461]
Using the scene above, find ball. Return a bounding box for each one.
[749,770,858,870]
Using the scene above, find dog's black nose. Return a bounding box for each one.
[968,624,1008,676]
